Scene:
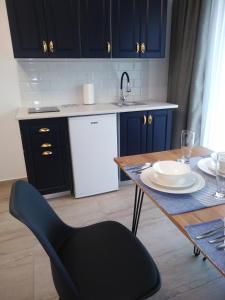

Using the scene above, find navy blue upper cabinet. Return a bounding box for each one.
[44,0,81,58]
[112,0,167,58]
[6,0,167,59]
[6,0,47,58]
[140,0,167,58]
[6,0,80,58]
[112,0,140,58]
[80,0,111,58]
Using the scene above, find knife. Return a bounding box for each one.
[216,243,225,250]
[208,234,225,244]
[195,226,225,239]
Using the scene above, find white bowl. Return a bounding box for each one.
[153,160,191,186]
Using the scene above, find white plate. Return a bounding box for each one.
[140,168,205,194]
[149,169,196,189]
[197,157,216,176]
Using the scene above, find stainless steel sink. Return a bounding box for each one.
[114,101,148,107]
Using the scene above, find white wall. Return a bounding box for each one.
[0,0,172,181]
[18,59,150,106]
[0,0,26,181]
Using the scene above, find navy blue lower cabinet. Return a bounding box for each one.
[19,118,73,195]
[120,109,173,181]
[146,109,172,152]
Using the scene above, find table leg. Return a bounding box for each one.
[193,246,201,256]
[132,185,144,236]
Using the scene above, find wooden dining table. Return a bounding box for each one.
[115,146,225,277]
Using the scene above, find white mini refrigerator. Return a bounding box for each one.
[69,114,119,198]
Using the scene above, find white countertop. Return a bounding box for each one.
[16,100,178,120]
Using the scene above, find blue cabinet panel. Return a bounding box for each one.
[147,109,172,152]
[19,118,73,195]
[120,109,173,181]
[112,0,167,58]
[80,0,111,58]
[140,0,167,58]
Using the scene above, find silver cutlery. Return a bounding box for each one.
[208,234,225,244]
[195,226,225,239]
[126,164,145,171]
[133,164,152,174]
[216,243,225,250]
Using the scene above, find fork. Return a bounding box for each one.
[132,163,152,174]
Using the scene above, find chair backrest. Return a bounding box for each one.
[9,180,79,300]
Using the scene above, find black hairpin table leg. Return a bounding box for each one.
[194,246,201,256]
[132,185,144,236]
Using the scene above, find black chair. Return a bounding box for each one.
[9,180,161,300]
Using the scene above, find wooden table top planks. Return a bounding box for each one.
[115,146,225,277]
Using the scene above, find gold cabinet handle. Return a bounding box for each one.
[136,42,140,53]
[107,42,111,53]
[41,143,52,148]
[148,115,153,125]
[38,128,50,133]
[141,42,146,54]
[42,41,48,53]
[42,151,53,156]
[143,115,147,125]
[49,41,54,53]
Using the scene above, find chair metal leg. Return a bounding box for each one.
[132,185,144,236]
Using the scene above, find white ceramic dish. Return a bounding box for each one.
[153,160,191,185]
[140,168,205,194]
[197,157,216,176]
[148,168,196,188]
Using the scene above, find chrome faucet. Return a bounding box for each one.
[120,72,131,103]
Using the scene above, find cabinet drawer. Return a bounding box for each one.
[31,148,68,192]
[30,124,60,149]
[20,118,66,149]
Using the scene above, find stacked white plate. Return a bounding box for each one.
[140,160,205,194]
[197,153,216,176]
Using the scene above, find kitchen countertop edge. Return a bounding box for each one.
[16,101,178,120]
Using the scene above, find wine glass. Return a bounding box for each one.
[214,152,225,199]
[180,130,195,163]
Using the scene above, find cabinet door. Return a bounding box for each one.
[6,0,48,58]
[19,118,73,195]
[120,111,147,180]
[140,0,167,58]
[80,0,111,58]
[146,109,172,152]
[112,0,140,58]
[44,0,81,58]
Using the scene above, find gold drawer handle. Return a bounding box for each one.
[49,41,54,53]
[42,151,53,156]
[41,143,52,148]
[38,128,50,133]
[136,42,140,53]
[148,115,153,125]
[42,41,48,53]
[143,115,147,125]
[141,42,146,54]
[107,41,111,53]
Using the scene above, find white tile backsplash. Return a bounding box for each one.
[17,59,168,107]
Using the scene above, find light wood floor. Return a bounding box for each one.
[1,181,225,300]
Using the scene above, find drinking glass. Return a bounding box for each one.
[214,152,225,199]
[180,130,195,163]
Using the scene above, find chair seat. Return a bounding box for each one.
[59,221,160,300]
